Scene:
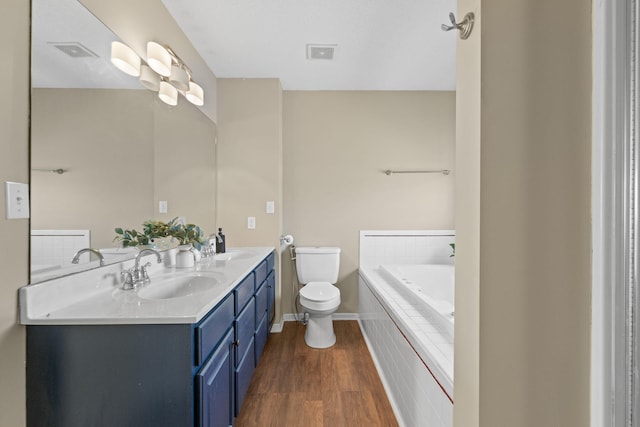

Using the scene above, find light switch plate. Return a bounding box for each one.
[248,216,256,229]
[266,201,275,214]
[159,200,168,214]
[5,182,30,219]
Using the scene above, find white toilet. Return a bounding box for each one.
[295,246,341,348]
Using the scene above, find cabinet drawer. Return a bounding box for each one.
[266,251,275,274]
[235,273,255,314]
[195,294,234,366]
[255,312,268,365]
[235,297,255,365]
[196,328,234,427]
[254,259,268,290]
[255,282,268,329]
[267,271,276,325]
[235,337,255,417]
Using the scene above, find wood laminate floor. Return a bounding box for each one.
[236,320,398,427]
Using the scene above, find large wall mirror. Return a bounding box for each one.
[30,0,217,283]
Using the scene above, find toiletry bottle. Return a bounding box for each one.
[216,228,226,253]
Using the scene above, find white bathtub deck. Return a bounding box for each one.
[359,266,453,397]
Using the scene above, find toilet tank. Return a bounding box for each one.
[295,247,341,284]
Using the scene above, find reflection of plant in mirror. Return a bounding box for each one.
[168,222,205,250]
[115,217,206,249]
[450,243,455,257]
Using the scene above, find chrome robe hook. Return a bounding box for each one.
[441,12,475,40]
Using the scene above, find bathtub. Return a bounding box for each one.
[359,264,454,427]
[379,264,455,340]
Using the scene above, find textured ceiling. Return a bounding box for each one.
[33,0,457,91]
[31,0,141,89]
[161,0,457,91]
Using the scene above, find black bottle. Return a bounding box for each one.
[215,228,226,253]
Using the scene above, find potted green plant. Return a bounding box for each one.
[114,217,205,250]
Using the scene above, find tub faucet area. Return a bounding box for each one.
[71,248,105,266]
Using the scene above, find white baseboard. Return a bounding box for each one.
[281,312,358,322]
[270,319,284,333]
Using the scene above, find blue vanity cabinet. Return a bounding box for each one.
[26,250,276,427]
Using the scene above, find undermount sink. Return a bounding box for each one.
[137,274,222,300]
[212,249,254,262]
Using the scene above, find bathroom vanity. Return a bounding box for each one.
[21,247,275,427]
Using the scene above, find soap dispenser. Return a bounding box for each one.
[215,228,226,253]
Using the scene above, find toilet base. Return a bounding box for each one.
[304,311,336,349]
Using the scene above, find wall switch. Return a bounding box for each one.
[5,182,29,219]
[248,216,256,229]
[266,201,275,214]
[159,200,168,214]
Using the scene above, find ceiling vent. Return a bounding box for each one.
[50,42,98,58]
[306,44,337,60]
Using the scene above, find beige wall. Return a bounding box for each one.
[455,1,592,426]
[153,94,217,231]
[0,0,29,425]
[283,91,456,314]
[217,78,283,318]
[31,89,155,249]
[454,0,480,425]
[31,89,217,250]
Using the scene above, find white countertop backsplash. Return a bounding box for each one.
[20,247,274,325]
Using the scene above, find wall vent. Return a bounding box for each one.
[306,44,337,60]
[50,42,98,58]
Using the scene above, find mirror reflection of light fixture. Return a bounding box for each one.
[110,40,204,107]
[169,65,190,91]
[139,65,160,91]
[147,41,172,77]
[110,41,140,76]
[158,80,178,106]
[186,81,204,106]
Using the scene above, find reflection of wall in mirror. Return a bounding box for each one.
[31,88,217,251]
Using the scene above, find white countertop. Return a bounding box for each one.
[20,247,274,325]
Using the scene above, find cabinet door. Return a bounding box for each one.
[196,328,234,427]
[235,336,255,417]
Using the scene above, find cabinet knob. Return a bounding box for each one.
[234,340,240,347]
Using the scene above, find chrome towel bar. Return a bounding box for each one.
[384,169,451,176]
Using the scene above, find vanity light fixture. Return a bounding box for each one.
[185,81,204,106]
[169,64,190,91]
[110,41,140,76]
[158,79,178,106]
[139,64,160,91]
[147,41,172,77]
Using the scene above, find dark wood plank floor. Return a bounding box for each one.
[236,320,398,427]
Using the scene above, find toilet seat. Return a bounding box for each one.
[300,282,340,312]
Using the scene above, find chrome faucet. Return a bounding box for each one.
[71,248,105,266]
[122,248,162,290]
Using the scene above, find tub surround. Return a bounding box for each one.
[360,266,453,396]
[20,247,274,325]
[358,230,454,427]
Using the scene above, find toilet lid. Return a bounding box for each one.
[300,282,340,302]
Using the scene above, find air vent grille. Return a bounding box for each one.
[306,44,337,60]
[50,42,98,58]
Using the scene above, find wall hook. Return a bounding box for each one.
[441,12,475,40]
